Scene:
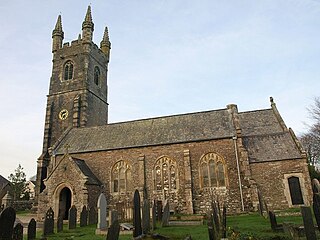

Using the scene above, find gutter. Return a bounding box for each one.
[233,136,245,211]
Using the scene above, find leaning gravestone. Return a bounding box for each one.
[97,193,107,232]
[106,219,120,240]
[89,206,98,225]
[69,205,77,229]
[207,212,215,240]
[142,199,150,234]
[313,192,320,232]
[133,189,142,237]
[268,211,283,232]
[110,210,118,225]
[0,207,16,239]
[301,206,317,240]
[257,189,264,216]
[27,218,36,240]
[43,207,54,236]
[12,223,23,240]
[221,203,227,239]
[80,206,88,227]
[161,200,170,227]
[312,178,320,194]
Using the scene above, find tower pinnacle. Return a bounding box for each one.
[52,15,64,53]
[82,6,94,43]
[100,27,111,60]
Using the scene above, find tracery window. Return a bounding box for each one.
[199,153,227,188]
[64,61,73,80]
[154,156,178,192]
[111,160,132,193]
[94,66,100,86]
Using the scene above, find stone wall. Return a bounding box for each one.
[250,158,312,210]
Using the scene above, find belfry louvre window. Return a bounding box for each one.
[64,61,73,80]
[111,160,132,193]
[94,66,100,85]
[200,153,227,188]
[154,156,178,192]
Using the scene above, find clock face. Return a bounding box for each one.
[59,109,69,120]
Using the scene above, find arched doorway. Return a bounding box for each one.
[288,176,304,205]
[59,187,72,220]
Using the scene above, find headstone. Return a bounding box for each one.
[152,200,157,230]
[142,199,150,234]
[12,223,23,240]
[110,210,118,225]
[312,178,320,194]
[69,205,77,229]
[301,206,317,240]
[313,192,320,232]
[221,204,227,239]
[268,211,283,232]
[97,193,107,231]
[88,206,98,225]
[0,207,16,239]
[161,200,170,227]
[257,189,264,216]
[27,218,36,240]
[156,201,163,221]
[80,206,88,227]
[207,212,215,240]
[106,220,120,240]
[43,207,54,236]
[133,189,142,237]
[263,201,269,218]
[57,215,63,232]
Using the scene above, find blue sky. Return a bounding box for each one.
[0,0,319,179]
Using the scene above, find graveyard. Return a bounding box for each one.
[1,184,320,240]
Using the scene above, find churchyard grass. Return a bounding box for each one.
[22,210,310,240]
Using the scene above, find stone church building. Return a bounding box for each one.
[35,7,312,219]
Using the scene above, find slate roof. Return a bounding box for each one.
[72,157,102,185]
[0,175,9,189]
[55,109,235,154]
[54,105,304,163]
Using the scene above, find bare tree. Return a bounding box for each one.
[300,97,320,166]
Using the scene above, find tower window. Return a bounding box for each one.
[199,152,227,188]
[64,61,73,80]
[94,66,100,86]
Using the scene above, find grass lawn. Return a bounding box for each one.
[23,209,315,240]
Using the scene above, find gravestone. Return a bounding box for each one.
[301,206,317,240]
[312,178,320,194]
[133,189,142,237]
[43,207,54,236]
[207,212,215,240]
[97,193,107,231]
[152,200,157,230]
[106,220,120,240]
[88,206,98,225]
[12,223,23,240]
[156,201,163,221]
[268,211,283,232]
[212,201,220,236]
[57,215,63,232]
[27,218,36,240]
[313,192,320,232]
[142,199,150,234]
[110,210,118,225]
[221,204,227,238]
[161,200,170,227]
[257,189,264,216]
[0,207,16,239]
[80,206,88,227]
[69,205,77,229]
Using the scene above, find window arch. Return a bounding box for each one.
[64,61,74,80]
[154,156,178,192]
[94,66,100,86]
[199,153,227,188]
[111,160,132,194]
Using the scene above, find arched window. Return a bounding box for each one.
[94,66,100,85]
[64,61,73,80]
[154,156,178,192]
[199,153,227,188]
[111,160,132,193]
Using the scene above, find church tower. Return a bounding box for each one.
[35,6,111,202]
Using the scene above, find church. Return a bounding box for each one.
[35,7,312,220]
